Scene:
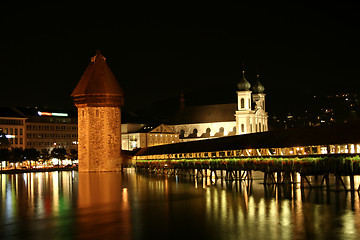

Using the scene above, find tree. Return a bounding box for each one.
[9,148,25,169]
[0,148,10,171]
[24,148,40,168]
[40,149,51,166]
[51,148,67,167]
[0,133,10,149]
[68,149,78,165]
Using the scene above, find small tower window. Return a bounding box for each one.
[259,123,262,132]
[241,124,245,133]
[241,98,245,109]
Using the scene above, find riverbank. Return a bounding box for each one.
[0,166,78,174]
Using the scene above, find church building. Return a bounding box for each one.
[170,71,268,141]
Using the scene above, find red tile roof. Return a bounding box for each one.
[71,51,124,106]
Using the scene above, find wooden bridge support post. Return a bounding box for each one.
[283,172,291,184]
[321,173,330,190]
[349,175,355,191]
[335,175,340,191]
[248,170,253,180]
[335,175,347,191]
[277,172,282,184]
[263,172,268,185]
[292,172,297,184]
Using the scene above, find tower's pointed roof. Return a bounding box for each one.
[72,51,124,107]
[237,70,251,91]
[251,74,265,93]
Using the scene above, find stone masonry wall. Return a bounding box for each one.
[77,106,122,172]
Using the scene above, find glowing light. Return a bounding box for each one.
[37,111,68,117]
[52,113,68,117]
[5,135,15,139]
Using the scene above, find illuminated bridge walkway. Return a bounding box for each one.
[134,121,360,191]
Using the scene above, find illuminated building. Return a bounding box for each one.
[122,124,179,150]
[0,107,77,150]
[72,51,124,172]
[0,107,26,149]
[235,72,268,134]
[171,71,268,141]
[22,108,78,150]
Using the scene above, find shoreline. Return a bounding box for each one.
[0,166,78,174]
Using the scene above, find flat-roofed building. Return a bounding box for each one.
[0,107,27,149]
[20,107,78,151]
[122,124,179,150]
[0,107,78,151]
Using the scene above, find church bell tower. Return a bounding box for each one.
[71,51,124,172]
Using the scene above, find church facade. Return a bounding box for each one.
[170,71,268,141]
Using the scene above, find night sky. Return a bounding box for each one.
[1,2,359,119]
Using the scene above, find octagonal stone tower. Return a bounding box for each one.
[71,51,124,172]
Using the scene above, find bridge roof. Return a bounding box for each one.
[135,121,360,156]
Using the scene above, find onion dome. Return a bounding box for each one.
[251,74,265,93]
[71,51,124,107]
[237,70,251,91]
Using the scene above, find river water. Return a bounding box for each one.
[0,170,359,240]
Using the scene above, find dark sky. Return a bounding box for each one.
[1,2,359,117]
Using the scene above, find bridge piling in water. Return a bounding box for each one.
[135,154,360,192]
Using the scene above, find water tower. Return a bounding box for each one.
[71,51,124,172]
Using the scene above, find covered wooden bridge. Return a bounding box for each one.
[134,121,360,191]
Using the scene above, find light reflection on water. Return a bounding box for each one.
[0,170,360,239]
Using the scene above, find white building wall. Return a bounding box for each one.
[172,121,236,139]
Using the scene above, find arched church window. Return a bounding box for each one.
[180,129,185,139]
[241,98,245,109]
[201,128,211,138]
[259,123,261,132]
[241,124,244,133]
[219,127,224,133]
[188,129,198,138]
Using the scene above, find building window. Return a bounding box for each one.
[259,123,261,132]
[180,129,185,139]
[241,124,245,133]
[20,129,23,135]
[241,98,245,109]
[250,124,252,132]
[219,127,224,136]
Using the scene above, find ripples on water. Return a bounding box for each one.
[0,170,359,240]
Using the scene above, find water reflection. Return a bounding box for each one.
[0,172,77,239]
[0,170,360,239]
[77,172,131,239]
